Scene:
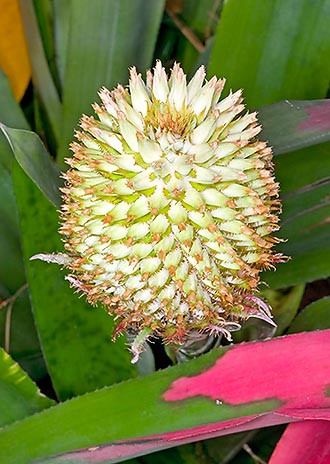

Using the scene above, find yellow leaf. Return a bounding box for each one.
[0,0,31,101]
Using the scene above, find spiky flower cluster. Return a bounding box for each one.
[57,62,283,358]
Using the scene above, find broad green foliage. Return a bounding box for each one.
[19,0,62,142]
[0,70,46,382]
[0,169,23,292]
[258,100,330,155]
[208,0,330,108]
[57,0,165,165]
[289,297,330,333]
[0,330,329,463]
[263,142,330,288]
[0,347,54,427]
[268,285,305,335]
[0,69,29,170]
[13,164,136,399]
[0,124,62,207]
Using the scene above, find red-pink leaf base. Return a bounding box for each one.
[269,421,330,464]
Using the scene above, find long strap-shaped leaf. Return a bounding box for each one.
[57,0,165,166]
[0,71,48,380]
[19,0,62,144]
[12,163,136,400]
[0,347,54,428]
[0,123,62,208]
[259,99,330,155]
[0,330,329,463]
[208,0,330,108]
[269,421,330,464]
[0,69,29,170]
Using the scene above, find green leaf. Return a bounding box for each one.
[275,143,330,197]
[53,0,70,89]
[57,0,165,166]
[262,142,330,288]
[288,297,330,333]
[33,0,60,92]
[263,285,305,335]
[205,0,330,291]
[0,123,62,208]
[259,99,330,155]
[0,71,29,129]
[208,0,330,108]
[0,70,46,381]
[0,169,25,293]
[0,73,28,292]
[0,286,47,382]
[0,330,329,463]
[19,0,62,142]
[0,347,54,428]
[12,164,136,400]
[0,69,29,170]
[0,291,46,384]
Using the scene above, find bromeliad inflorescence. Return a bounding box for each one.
[34,62,284,362]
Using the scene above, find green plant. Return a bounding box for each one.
[0,1,329,463]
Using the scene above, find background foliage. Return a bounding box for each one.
[0,0,329,463]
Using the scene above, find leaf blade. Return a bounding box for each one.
[262,142,330,288]
[19,0,62,142]
[12,163,136,400]
[53,0,70,89]
[0,347,54,428]
[0,330,329,463]
[0,123,62,208]
[0,69,29,170]
[288,297,330,334]
[208,0,330,108]
[0,70,47,381]
[269,421,330,464]
[259,99,330,155]
[58,0,165,166]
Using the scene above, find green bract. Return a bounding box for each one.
[56,62,283,360]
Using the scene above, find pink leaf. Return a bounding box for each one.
[259,99,330,155]
[39,330,330,464]
[298,100,330,133]
[163,330,330,413]
[269,421,330,464]
[45,415,288,463]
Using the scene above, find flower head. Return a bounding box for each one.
[49,62,284,360]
